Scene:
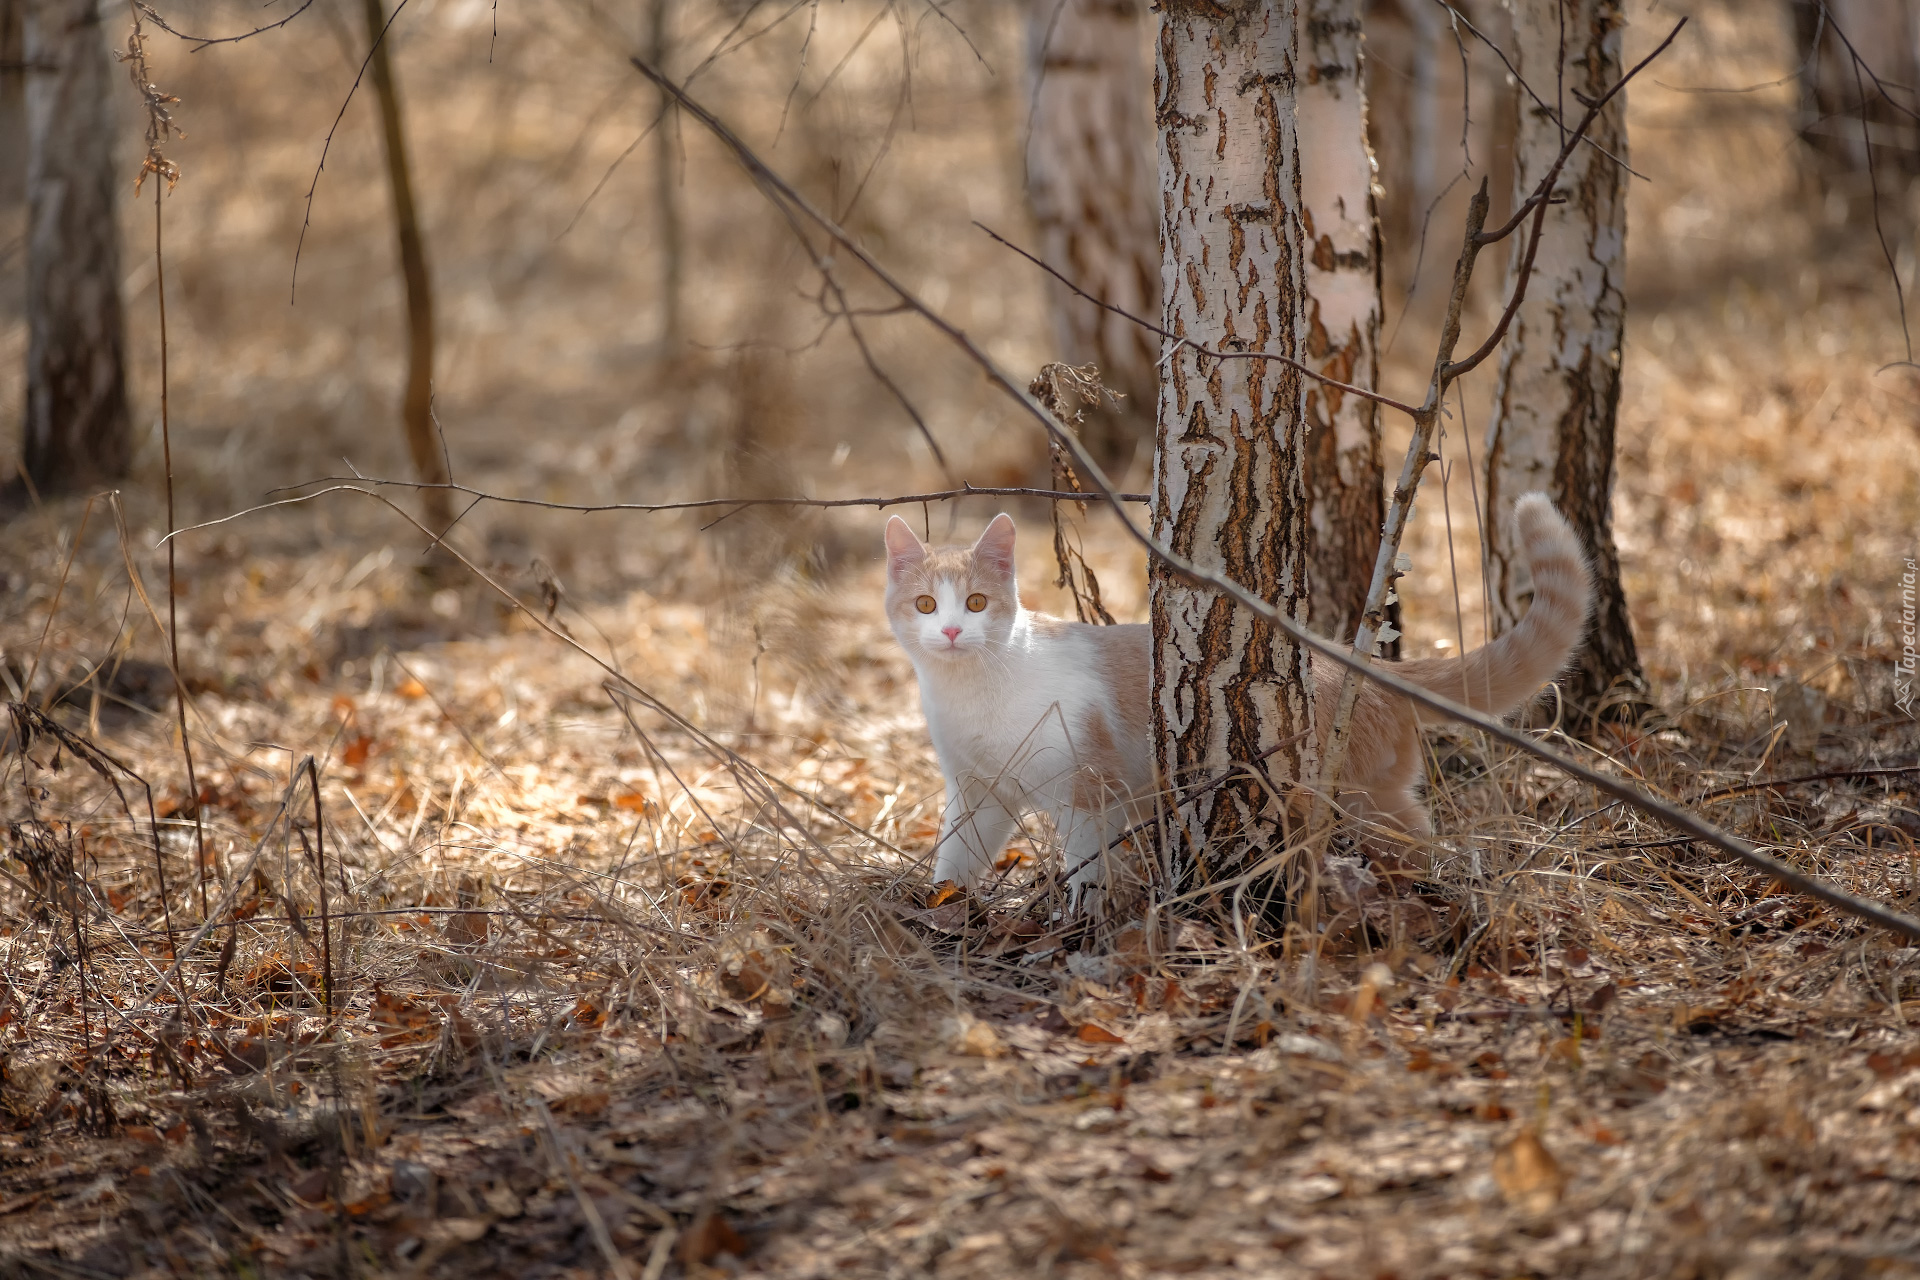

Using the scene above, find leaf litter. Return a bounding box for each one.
[1,2,1919,1277]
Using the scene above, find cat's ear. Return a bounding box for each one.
[884,515,927,580]
[972,513,1016,577]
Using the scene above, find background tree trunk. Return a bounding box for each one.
[0,1,27,245]
[1298,0,1386,648]
[1483,0,1645,723]
[1023,0,1159,473]
[362,0,450,533]
[1791,0,1920,180]
[1152,0,1315,904]
[20,0,129,494]
[648,0,681,349]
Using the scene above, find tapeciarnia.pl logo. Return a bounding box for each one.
[1898,557,1917,717]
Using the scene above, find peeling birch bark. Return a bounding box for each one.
[1298,0,1385,646]
[1152,0,1315,897]
[1483,0,1645,721]
[1023,0,1160,470]
[22,0,129,492]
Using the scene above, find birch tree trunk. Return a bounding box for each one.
[21,0,129,493]
[1483,0,1645,722]
[1152,0,1315,903]
[1298,0,1385,646]
[1024,0,1159,471]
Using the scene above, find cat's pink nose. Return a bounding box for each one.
[942,625,962,642]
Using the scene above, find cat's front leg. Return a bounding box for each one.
[1341,782,1433,885]
[930,775,1018,889]
[1060,808,1119,916]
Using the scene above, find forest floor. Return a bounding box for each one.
[0,335,1916,1276]
[3,0,1920,1276]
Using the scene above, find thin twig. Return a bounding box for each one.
[974,222,1424,419]
[133,0,317,52]
[1308,180,1493,853]
[1431,0,1646,184]
[1470,19,1682,248]
[7,703,174,953]
[1695,765,1920,805]
[530,1097,636,1280]
[22,495,100,710]
[169,481,1149,542]
[305,757,334,1023]
[1845,37,1914,363]
[113,760,321,1027]
[123,11,209,922]
[290,0,415,301]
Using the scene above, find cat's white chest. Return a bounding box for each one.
[913,638,1086,788]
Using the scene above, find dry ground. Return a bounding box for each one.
[2,1,1920,1277]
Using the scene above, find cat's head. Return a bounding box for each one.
[883,513,1019,661]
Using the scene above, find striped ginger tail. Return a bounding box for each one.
[1398,494,1594,722]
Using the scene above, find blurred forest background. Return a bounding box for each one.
[0,1,1918,1277]
[3,0,1915,698]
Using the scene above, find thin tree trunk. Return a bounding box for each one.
[0,1,26,217]
[20,0,128,494]
[361,0,450,532]
[1483,0,1645,723]
[1024,0,1159,472]
[1299,0,1386,648]
[649,0,681,348]
[1406,0,1445,237]
[1152,0,1315,906]
[1793,0,1920,178]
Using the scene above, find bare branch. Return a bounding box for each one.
[1308,180,1495,846]
[170,479,1150,543]
[1473,17,1685,247]
[290,0,415,302]
[133,0,316,52]
[1846,34,1915,363]
[973,221,1425,419]
[1432,0,1646,183]
[1442,193,1547,381]
[1693,766,1920,805]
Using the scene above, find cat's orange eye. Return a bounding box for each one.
[966,593,988,613]
[915,595,937,615]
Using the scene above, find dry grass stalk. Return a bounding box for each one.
[1029,360,1117,627]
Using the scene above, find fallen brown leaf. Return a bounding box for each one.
[1492,1128,1566,1213]
[287,1168,330,1204]
[947,1014,1008,1058]
[679,1213,746,1264]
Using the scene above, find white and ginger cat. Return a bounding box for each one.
[883,495,1592,905]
